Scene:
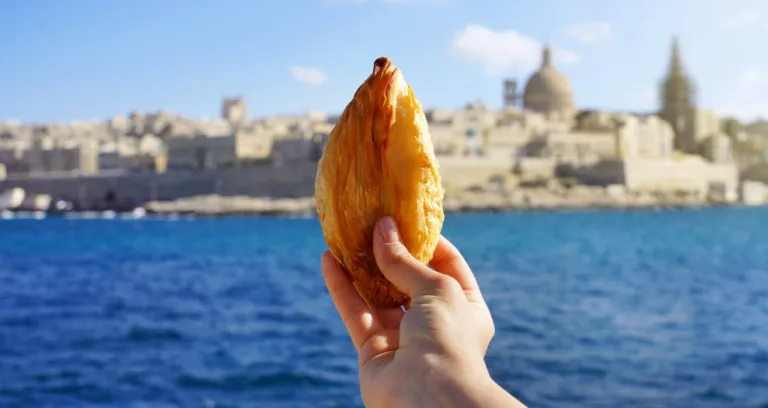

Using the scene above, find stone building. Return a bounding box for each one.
[700,133,734,164]
[99,134,166,172]
[271,121,330,167]
[128,112,146,136]
[741,120,768,166]
[20,137,100,175]
[425,108,464,155]
[522,46,575,118]
[420,38,740,198]
[145,111,175,137]
[108,115,129,136]
[427,45,587,164]
[271,137,322,167]
[221,98,248,128]
[657,37,722,156]
[234,127,276,164]
[659,36,697,153]
[165,126,274,170]
[610,114,675,160]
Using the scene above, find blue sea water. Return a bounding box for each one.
[1,207,768,408]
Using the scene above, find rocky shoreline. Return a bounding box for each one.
[141,186,744,217]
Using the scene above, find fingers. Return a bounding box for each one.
[371,307,404,330]
[372,216,445,298]
[430,235,481,295]
[321,251,378,351]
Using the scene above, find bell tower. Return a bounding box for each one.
[503,79,518,108]
[659,36,697,153]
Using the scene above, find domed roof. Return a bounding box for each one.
[522,47,574,115]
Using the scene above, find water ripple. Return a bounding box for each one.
[1,208,767,407]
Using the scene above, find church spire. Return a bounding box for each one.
[667,36,684,77]
[661,35,694,105]
[659,35,698,154]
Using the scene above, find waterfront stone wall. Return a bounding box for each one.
[437,156,514,192]
[0,162,320,210]
[743,164,768,184]
[623,158,738,193]
[558,160,626,186]
[561,158,739,194]
[0,156,519,210]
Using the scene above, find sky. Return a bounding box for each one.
[3,0,768,124]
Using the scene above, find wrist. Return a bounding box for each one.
[430,366,496,408]
[397,358,525,408]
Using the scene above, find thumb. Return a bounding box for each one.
[372,216,442,298]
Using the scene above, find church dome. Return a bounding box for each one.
[522,46,575,115]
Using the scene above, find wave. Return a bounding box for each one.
[177,370,347,392]
[126,326,186,343]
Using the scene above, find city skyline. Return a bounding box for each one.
[3,0,768,124]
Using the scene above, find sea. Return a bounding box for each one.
[1,207,767,408]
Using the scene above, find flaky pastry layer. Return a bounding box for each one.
[314,57,445,308]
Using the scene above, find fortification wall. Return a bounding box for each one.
[437,156,513,192]
[558,160,625,186]
[0,162,319,210]
[1,156,519,210]
[623,158,739,193]
[562,158,739,193]
[743,164,768,184]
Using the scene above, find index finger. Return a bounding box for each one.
[321,251,379,351]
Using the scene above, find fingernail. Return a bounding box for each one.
[378,216,399,243]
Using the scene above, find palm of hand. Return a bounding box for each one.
[360,294,493,407]
[321,230,494,408]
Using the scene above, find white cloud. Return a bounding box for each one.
[741,67,763,85]
[290,66,327,86]
[565,22,612,44]
[450,24,578,75]
[724,10,759,28]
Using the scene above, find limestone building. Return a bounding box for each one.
[657,37,721,155]
[99,134,166,173]
[20,137,100,175]
[521,46,575,118]
[165,126,274,170]
[222,98,248,128]
[701,133,734,164]
[421,39,739,198]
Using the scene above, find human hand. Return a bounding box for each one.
[321,216,526,408]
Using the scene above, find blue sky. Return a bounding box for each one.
[3,0,768,123]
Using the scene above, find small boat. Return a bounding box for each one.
[132,207,147,219]
[0,188,25,210]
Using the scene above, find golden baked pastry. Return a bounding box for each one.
[315,57,445,308]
